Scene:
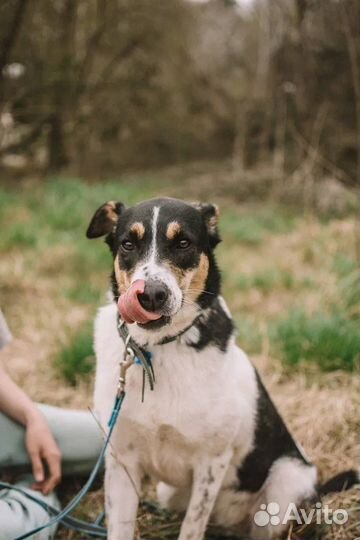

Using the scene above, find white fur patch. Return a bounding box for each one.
[94,302,318,540]
[150,205,160,266]
[265,457,317,510]
[250,457,317,538]
[130,205,183,329]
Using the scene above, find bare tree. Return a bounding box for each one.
[341,1,360,191]
[0,0,29,106]
[340,0,360,258]
[1,0,360,179]
[0,0,29,73]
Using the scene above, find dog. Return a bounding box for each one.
[87,197,358,540]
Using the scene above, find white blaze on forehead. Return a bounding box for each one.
[131,205,182,314]
[149,206,160,265]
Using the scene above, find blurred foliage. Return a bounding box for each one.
[0,175,358,380]
[0,0,359,185]
[274,310,360,372]
[233,270,308,293]
[0,175,156,250]
[220,207,296,244]
[274,257,360,372]
[54,323,95,386]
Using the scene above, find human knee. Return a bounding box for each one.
[0,521,25,540]
[0,520,56,540]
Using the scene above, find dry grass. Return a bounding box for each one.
[0,174,359,539]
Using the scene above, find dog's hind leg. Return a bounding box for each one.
[250,457,317,540]
[105,452,141,540]
[177,448,233,540]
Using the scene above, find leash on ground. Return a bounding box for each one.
[0,481,107,537]
[0,317,155,540]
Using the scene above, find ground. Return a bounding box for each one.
[0,168,359,539]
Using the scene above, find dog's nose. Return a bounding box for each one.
[138,281,169,312]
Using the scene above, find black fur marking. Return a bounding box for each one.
[106,197,220,271]
[157,315,202,345]
[237,372,310,493]
[86,201,125,239]
[96,197,222,307]
[89,197,223,335]
[110,269,120,302]
[190,298,234,353]
[319,470,359,496]
[138,315,171,330]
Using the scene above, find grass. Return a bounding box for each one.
[332,254,358,277]
[232,269,313,293]
[274,310,360,372]
[338,269,360,316]
[0,172,359,540]
[64,282,103,305]
[0,176,358,378]
[54,324,95,386]
[272,244,360,372]
[234,315,263,354]
[0,223,38,249]
[220,206,296,245]
[0,176,158,249]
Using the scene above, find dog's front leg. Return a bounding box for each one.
[105,452,141,540]
[178,448,232,540]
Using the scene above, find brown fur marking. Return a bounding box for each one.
[106,201,119,223]
[130,222,145,239]
[166,221,181,240]
[187,253,209,301]
[164,261,187,289]
[114,254,131,293]
[165,254,209,299]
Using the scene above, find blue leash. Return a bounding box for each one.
[7,391,125,540]
[0,317,156,540]
[0,482,107,537]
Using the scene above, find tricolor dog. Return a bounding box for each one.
[87,198,358,540]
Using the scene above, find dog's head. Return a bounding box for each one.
[87,198,221,338]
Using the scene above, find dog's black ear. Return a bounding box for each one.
[192,202,221,248]
[86,201,125,239]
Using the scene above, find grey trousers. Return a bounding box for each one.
[0,404,103,540]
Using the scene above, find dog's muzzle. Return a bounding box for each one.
[118,279,172,326]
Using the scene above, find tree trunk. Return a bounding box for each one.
[47,114,68,172]
[0,0,29,106]
[46,0,78,172]
[340,1,360,260]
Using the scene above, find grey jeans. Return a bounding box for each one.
[0,404,103,540]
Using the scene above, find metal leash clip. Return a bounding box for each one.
[117,315,155,400]
[117,339,135,398]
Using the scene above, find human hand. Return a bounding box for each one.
[25,412,62,494]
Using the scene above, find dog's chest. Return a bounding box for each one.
[111,344,244,483]
[124,345,240,435]
[94,305,257,486]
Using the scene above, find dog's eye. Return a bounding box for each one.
[121,240,135,252]
[177,238,191,249]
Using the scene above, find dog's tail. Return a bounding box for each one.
[319,469,359,497]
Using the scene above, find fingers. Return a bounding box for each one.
[29,449,45,483]
[30,447,62,494]
[33,450,61,495]
[41,448,62,494]
[25,418,62,494]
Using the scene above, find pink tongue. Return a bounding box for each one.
[118,279,162,324]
